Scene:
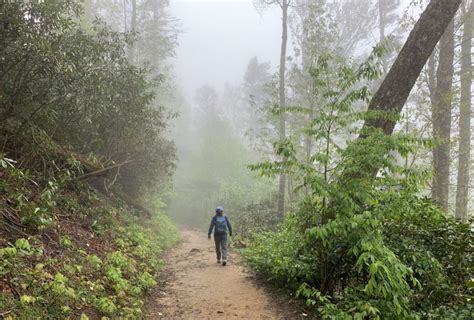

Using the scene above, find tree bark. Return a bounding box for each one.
[123,0,128,32]
[431,19,455,211]
[128,0,137,63]
[455,2,473,221]
[375,0,389,88]
[362,0,462,137]
[378,0,385,42]
[277,0,289,219]
[427,51,437,103]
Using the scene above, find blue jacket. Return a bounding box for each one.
[208,215,232,237]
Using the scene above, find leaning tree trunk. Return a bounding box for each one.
[277,0,289,219]
[431,20,455,212]
[455,2,473,221]
[362,0,461,137]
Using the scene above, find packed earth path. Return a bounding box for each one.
[145,229,310,319]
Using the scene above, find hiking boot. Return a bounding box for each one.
[216,260,221,264]
[222,258,227,266]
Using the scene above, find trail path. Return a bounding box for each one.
[146,229,306,319]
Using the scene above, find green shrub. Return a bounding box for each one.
[245,50,473,318]
[0,160,180,318]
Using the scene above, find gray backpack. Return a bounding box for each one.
[215,216,228,235]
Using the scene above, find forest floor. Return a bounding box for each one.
[145,229,312,319]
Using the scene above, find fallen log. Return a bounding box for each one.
[78,160,133,181]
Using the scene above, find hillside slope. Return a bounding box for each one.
[0,137,179,319]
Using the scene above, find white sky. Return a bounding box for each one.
[169,0,282,101]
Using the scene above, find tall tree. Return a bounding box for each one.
[455,0,473,221]
[123,0,128,32]
[290,0,330,160]
[80,0,94,31]
[362,0,462,137]
[431,19,455,211]
[255,0,292,218]
[350,0,462,185]
[128,0,137,63]
[377,0,402,74]
[244,57,272,104]
[242,57,273,150]
[277,0,290,218]
[95,0,177,71]
[194,85,218,116]
[378,0,401,42]
[330,0,377,56]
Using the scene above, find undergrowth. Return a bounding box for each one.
[1,2,179,318]
[243,50,474,319]
[0,152,179,319]
[245,195,474,319]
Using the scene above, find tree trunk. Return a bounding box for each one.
[362,0,461,137]
[374,0,389,88]
[431,19,455,211]
[123,0,128,32]
[427,51,437,103]
[128,0,137,63]
[277,0,289,219]
[378,0,385,42]
[455,2,473,221]
[306,104,314,160]
[80,0,93,31]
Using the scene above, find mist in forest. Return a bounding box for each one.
[170,0,283,99]
[168,0,286,228]
[2,0,473,317]
[170,0,413,101]
[166,0,430,230]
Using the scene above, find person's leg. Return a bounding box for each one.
[221,235,228,265]
[214,235,221,262]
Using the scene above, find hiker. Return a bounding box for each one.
[208,206,232,266]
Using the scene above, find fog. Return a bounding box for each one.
[164,0,473,229]
[169,0,412,102]
[170,0,283,100]
[2,0,473,317]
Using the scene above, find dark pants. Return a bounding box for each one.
[214,234,228,261]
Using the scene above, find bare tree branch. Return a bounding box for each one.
[78,159,133,181]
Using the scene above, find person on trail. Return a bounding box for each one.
[208,206,232,266]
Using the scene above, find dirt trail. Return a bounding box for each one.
[146,229,305,319]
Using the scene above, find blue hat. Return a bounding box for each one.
[215,206,224,213]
